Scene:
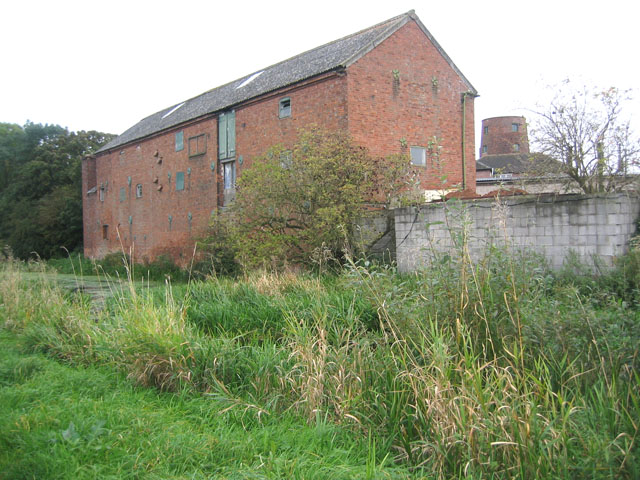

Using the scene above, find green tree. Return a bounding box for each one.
[0,123,114,259]
[226,127,409,269]
[0,123,26,193]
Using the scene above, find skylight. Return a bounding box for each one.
[162,102,185,119]
[236,71,264,89]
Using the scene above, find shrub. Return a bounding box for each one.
[220,127,410,270]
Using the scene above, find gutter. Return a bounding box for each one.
[461,91,478,190]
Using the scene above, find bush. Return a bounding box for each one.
[220,127,410,270]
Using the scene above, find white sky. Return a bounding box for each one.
[1,0,638,155]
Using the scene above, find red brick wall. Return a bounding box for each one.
[84,21,477,264]
[84,117,219,264]
[346,20,476,192]
[480,116,529,157]
[228,73,348,202]
[237,73,348,167]
[84,75,348,264]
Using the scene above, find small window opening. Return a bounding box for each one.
[483,126,489,135]
[513,143,520,152]
[119,187,126,202]
[135,184,142,198]
[280,150,292,169]
[511,123,519,132]
[482,145,488,154]
[279,97,291,118]
[99,186,105,202]
[175,131,184,151]
[410,146,426,167]
[102,225,109,240]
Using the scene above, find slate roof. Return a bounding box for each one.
[98,10,476,154]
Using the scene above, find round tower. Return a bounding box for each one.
[479,116,529,157]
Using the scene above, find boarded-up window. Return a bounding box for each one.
[188,134,206,157]
[218,111,236,160]
[176,171,185,191]
[176,131,184,151]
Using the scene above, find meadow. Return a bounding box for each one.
[1,244,639,478]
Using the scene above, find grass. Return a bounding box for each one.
[0,331,414,479]
[47,252,194,284]
[2,242,640,478]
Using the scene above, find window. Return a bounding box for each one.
[482,145,488,154]
[410,146,426,166]
[513,143,520,152]
[175,131,184,151]
[279,97,291,118]
[218,111,236,160]
[176,171,185,191]
[223,161,235,190]
[102,225,108,240]
[188,134,206,157]
[483,126,489,135]
[119,187,126,202]
[99,185,105,202]
[511,123,519,132]
[135,184,142,198]
[280,150,292,169]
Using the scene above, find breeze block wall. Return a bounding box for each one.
[395,193,640,272]
[347,20,476,194]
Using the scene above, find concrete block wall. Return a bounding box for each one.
[395,193,640,272]
[355,210,396,259]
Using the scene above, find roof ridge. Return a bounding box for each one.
[137,11,414,125]
[202,11,413,95]
[97,10,476,154]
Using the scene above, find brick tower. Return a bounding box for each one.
[479,116,529,158]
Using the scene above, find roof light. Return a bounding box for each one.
[236,71,264,89]
[162,102,185,119]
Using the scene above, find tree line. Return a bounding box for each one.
[0,122,114,259]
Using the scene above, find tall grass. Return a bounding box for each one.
[1,235,639,477]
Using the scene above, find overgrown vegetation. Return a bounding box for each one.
[203,127,412,271]
[47,252,195,283]
[2,233,639,477]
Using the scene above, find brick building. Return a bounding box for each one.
[83,10,477,263]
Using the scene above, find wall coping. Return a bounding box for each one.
[394,192,640,215]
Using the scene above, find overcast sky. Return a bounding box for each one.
[1,0,638,155]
